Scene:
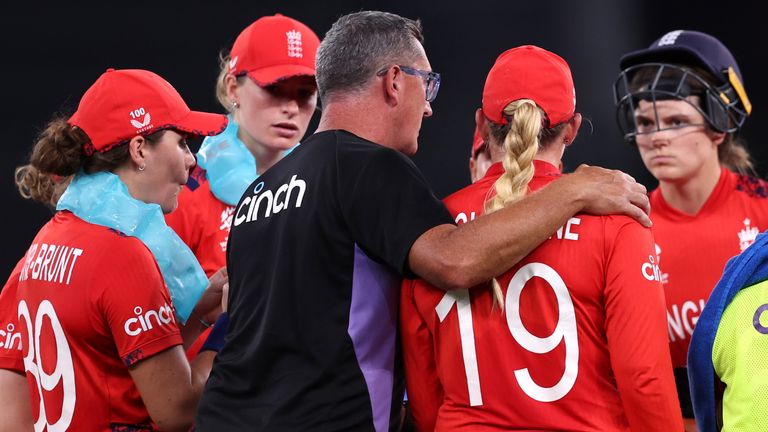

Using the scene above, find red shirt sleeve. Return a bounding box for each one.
[400,278,443,432]
[0,258,25,373]
[95,241,183,367]
[603,217,684,432]
[185,326,212,362]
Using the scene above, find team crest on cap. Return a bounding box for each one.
[129,107,153,133]
[657,30,684,46]
[286,30,303,58]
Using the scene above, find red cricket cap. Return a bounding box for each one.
[69,69,228,155]
[482,45,576,127]
[471,126,484,156]
[228,14,320,86]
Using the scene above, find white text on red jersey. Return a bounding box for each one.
[18,243,84,285]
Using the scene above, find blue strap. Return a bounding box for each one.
[199,312,230,353]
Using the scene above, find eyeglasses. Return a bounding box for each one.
[377,65,441,103]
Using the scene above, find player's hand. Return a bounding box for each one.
[569,164,651,227]
[193,267,228,325]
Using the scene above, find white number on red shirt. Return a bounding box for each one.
[18,300,76,432]
[436,262,579,404]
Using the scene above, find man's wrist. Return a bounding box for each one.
[549,172,588,213]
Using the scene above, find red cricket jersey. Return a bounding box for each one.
[0,259,25,372]
[401,161,682,431]
[651,168,768,367]
[165,165,233,278]
[0,211,183,431]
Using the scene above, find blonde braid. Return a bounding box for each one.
[484,99,544,309]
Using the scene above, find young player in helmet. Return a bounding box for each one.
[614,29,767,431]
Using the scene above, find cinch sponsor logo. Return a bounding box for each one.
[641,254,662,282]
[123,304,176,337]
[667,298,706,342]
[0,323,22,350]
[233,175,306,226]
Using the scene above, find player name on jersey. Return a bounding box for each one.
[18,242,84,285]
[455,210,582,242]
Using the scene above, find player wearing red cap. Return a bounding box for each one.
[614,30,767,431]
[0,68,229,431]
[401,46,682,431]
[165,14,320,278]
[195,11,656,432]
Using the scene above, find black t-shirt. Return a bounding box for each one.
[196,130,453,431]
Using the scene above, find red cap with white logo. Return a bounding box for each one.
[228,14,320,86]
[482,45,576,127]
[68,68,228,155]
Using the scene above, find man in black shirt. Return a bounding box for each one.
[197,11,652,431]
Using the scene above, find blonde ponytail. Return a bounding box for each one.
[484,99,545,309]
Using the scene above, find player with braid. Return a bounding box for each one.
[401,46,683,431]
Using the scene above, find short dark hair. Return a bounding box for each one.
[315,11,424,103]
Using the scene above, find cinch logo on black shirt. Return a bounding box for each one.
[233,175,306,226]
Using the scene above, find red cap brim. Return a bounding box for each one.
[173,111,228,138]
[246,64,316,86]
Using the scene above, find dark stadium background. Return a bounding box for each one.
[1,1,763,278]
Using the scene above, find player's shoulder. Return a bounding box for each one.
[62,213,154,261]
[444,182,489,215]
[597,213,646,227]
[328,130,406,160]
[296,130,398,173]
[570,212,651,244]
[35,213,157,282]
[733,171,768,199]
